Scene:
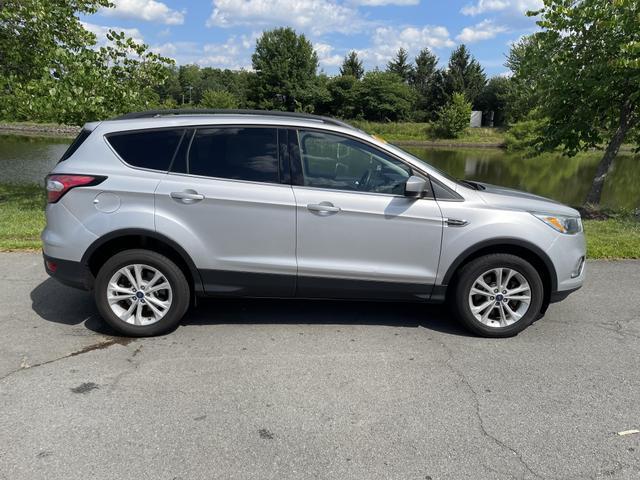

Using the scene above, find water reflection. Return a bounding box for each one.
[0,134,637,209]
[0,135,68,184]
[405,147,640,209]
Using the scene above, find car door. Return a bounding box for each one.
[155,126,297,296]
[290,129,443,300]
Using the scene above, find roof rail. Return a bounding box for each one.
[112,109,356,130]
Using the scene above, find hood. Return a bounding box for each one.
[474,182,581,217]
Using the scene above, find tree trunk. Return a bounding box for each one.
[584,99,635,205]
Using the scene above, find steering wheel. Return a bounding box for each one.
[358,168,372,191]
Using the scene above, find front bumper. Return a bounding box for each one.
[43,253,94,291]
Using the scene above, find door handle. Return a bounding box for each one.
[307,202,341,215]
[170,190,204,203]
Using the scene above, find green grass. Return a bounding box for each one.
[1,183,638,259]
[584,216,640,259]
[0,184,45,250]
[349,120,506,144]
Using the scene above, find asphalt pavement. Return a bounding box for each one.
[0,252,639,480]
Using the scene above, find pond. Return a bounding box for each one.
[0,134,638,209]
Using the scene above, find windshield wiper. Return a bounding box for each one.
[459,180,485,190]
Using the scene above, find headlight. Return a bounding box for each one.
[532,213,583,234]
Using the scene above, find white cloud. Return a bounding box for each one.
[82,21,145,46]
[314,43,343,68]
[461,0,541,16]
[456,19,508,43]
[356,25,454,65]
[206,0,366,35]
[102,0,185,25]
[349,0,418,5]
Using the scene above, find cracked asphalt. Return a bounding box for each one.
[1,252,639,480]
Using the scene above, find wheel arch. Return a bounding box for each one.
[442,238,557,311]
[81,229,204,295]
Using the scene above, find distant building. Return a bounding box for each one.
[470,111,482,128]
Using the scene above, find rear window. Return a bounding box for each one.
[59,129,91,162]
[107,129,185,171]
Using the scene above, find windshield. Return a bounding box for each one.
[383,142,462,186]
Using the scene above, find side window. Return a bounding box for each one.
[297,130,411,195]
[188,127,279,183]
[107,129,185,171]
[59,128,91,162]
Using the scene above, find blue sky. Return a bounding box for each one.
[81,0,542,76]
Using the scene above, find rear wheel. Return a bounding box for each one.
[94,249,190,337]
[451,254,543,337]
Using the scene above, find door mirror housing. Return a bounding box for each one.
[404,175,427,198]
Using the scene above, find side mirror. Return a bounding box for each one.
[404,175,427,198]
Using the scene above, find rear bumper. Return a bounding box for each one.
[43,253,94,291]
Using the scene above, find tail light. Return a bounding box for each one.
[45,174,106,203]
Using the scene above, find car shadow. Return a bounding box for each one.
[30,278,470,337]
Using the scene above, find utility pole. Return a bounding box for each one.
[187,85,193,105]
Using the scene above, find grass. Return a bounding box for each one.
[1,183,639,259]
[349,120,506,145]
[0,184,45,250]
[584,216,640,259]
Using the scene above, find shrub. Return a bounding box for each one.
[199,89,239,109]
[433,93,472,138]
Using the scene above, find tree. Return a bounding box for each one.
[434,93,472,138]
[444,44,486,107]
[411,49,438,91]
[0,0,173,124]
[513,0,640,205]
[386,48,414,83]
[411,49,443,120]
[357,71,416,121]
[324,75,359,118]
[503,37,539,123]
[200,90,239,109]
[340,51,364,80]
[0,0,111,82]
[251,27,318,111]
[476,76,511,126]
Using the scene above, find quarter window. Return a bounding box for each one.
[297,130,411,195]
[107,129,185,171]
[188,127,279,183]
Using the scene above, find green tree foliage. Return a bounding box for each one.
[357,71,416,121]
[444,44,486,107]
[0,0,173,124]
[251,27,318,111]
[410,49,446,120]
[433,93,472,138]
[200,90,239,109]
[0,0,111,81]
[512,0,640,205]
[340,51,364,80]
[476,76,511,126]
[386,48,414,83]
[503,37,539,123]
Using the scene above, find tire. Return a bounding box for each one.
[450,253,544,338]
[94,249,190,337]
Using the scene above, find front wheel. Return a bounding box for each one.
[94,249,190,337]
[450,254,544,337]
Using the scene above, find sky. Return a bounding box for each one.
[81,0,543,77]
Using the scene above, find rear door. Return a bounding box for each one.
[290,129,443,300]
[155,126,297,296]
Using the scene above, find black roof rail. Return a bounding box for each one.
[112,109,356,130]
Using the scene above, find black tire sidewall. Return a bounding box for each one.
[94,249,190,337]
[453,254,544,338]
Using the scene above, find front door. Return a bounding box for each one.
[291,129,443,300]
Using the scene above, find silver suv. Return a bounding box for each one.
[42,110,586,338]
